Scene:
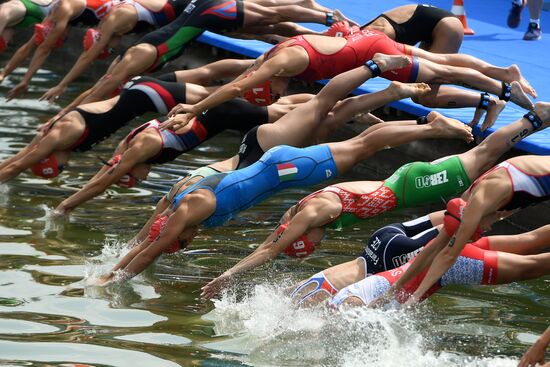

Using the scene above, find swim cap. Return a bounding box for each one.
[117,174,137,188]
[0,36,6,53]
[243,79,272,106]
[83,28,112,59]
[148,214,184,253]
[107,154,138,188]
[323,21,360,38]
[34,20,65,47]
[443,198,483,240]
[31,154,64,178]
[276,223,316,258]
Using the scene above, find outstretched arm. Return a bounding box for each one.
[369,230,449,308]
[409,187,507,303]
[55,137,158,214]
[163,52,294,130]
[41,11,132,102]
[106,195,212,283]
[52,57,125,120]
[201,206,323,299]
[518,325,550,367]
[0,38,36,83]
[7,6,71,100]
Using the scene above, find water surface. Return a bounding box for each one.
[0,55,548,366]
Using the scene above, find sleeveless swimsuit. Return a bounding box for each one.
[362,5,455,46]
[69,0,128,26]
[67,76,186,152]
[125,0,244,71]
[294,155,470,230]
[171,144,338,228]
[470,160,550,210]
[124,98,268,164]
[360,216,439,275]
[15,0,53,28]
[330,238,499,307]
[293,215,438,304]
[130,0,186,30]
[265,29,419,83]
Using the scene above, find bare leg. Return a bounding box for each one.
[487,225,550,254]
[528,0,543,19]
[416,59,534,110]
[171,59,254,84]
[248,0,330,13]
[318,82,431,137]
[240,22,320,37]
[60,44,157,116]
[428,17,464,53]
[497,251,550,284]
[330,112,474,173]
[257,54,412,148]
[243,2,327,26]
[412,47,536,98]
[459,101,550,179]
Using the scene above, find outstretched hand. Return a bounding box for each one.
[201,273,232,299]
[168,103,195,117]
[40,85,66,103]
[160,113,193,133]
[518,338,548,367]
[6,81,28,101]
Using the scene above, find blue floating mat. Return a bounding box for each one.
[197,0,550,154]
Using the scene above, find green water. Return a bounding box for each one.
[0,57,548,367]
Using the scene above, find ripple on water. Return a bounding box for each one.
[115,332,191,346]
[0,339,179,367]
[0,318,59,334]
[0,270,165,327]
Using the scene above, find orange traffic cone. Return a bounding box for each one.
[451,0,475,35]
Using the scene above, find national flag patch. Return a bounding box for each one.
[277,163,298,182]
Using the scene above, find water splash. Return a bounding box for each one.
[205,283,517,367]
[83,239,133,284]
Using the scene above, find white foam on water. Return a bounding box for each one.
[83,239,133,285]
[206,283,517,367]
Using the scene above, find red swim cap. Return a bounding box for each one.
[82,28,112,59]
[444,198,483,240]
[243,79,273,106]
[106,154,138,188]
[148,214,183,253]
[0,36,6,53]
[34,20,65,47]
[31,154,64,178]
[323,21,360,38]
[117,174,137,188]
[276,223,316,258]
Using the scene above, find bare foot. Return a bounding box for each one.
[428,111,474,143]
[510,81,534,110]
[533,101,550,128]
[388,81,431,100]
[481,98,506,131]
[333,9,358,26]
[470,97,506,131]
[507,64,537,98]
[372,53,411,74]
